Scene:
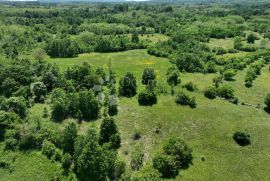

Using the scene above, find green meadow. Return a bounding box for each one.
[42,49,270,180]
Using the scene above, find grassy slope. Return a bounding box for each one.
[44,49,270,180]
[0,144,61,181]
[5,49,268,180]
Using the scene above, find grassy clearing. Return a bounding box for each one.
[41,49,270,180]
[207,38,234,49]
[0,144,61,181]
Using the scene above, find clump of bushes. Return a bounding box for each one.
[138,90,157,106]
[223,69,236,81]
[216,85,234,99]
[233,131,251,146]
[182,82,197,92]
[204,86,217,99]
[245,61,264,87]
[212,47,227,55]
[42,140,62,161]
[175,91,196,108]
[153,138,192,178]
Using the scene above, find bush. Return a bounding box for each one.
[183,82,196,92]
[233,131,251,146]
[264,93,270,112]
[42,140,57,159]
[153,138,193,178]
[163,138,193,169]
[212,47,227,55]
[138,90,157,106]
[61,153,73,170]
[223,69,236,81]
[153,154,178,178]
[4,138,18,150]
[130,145,144,171]
[217,85,234,99]
[175,91,196,108]
[204,86,217,99]
[108,105,118,116]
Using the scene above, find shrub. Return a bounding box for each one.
[4,138,18,150]
[183,82,196,92]
[204,86,217,99]
[233,131,251,146]
[223,69,236,81]
[153,154,178,178]
[217,85,234,99]
[163,138,193,169]
[42,140,57,159]
[247,33,258,44]
[264,93,270,112]
[212,47,227,55]
[175,91,196,108]
[108,105,118,116]
[132,129,141,140]
[138,90,157,106]
[130,145,144,171]
[62,153,73,170]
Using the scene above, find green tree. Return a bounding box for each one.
[62,122,78,155]
[247,33,257,44]
[99,117,121,149]
[119,72,137,97]
[75,128,108,181]
[141,67,156,85]
[138,90,157,106]
[153,154,178,178]
[31,82,47,102]
[234,36,242,50]
[51,88,69,121]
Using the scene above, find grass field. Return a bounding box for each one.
[207,38,234,49]
[3,49,270,180]
[45,49,270,180]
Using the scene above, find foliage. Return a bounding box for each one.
[223,69,237,81]
[153,138,192,178]
[61,122,78,155]
[204,86,217,99]
[99,117,121,149]
[233,131,251,146]
[264,93,270,112]
[119,72,137,97]
[138,90,157,106]
[166,65,180,86]
[175,91,196,108]
[216,85,234,99]
[31,82,47,102]
[130,145,144,171]
[141,67,156,85]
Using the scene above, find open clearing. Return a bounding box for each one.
[44,49,270,180]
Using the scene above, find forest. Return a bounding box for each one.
[0,1,270,180]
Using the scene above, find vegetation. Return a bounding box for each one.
[0,1,270,180]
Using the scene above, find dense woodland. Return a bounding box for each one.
[0,1,270,180]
